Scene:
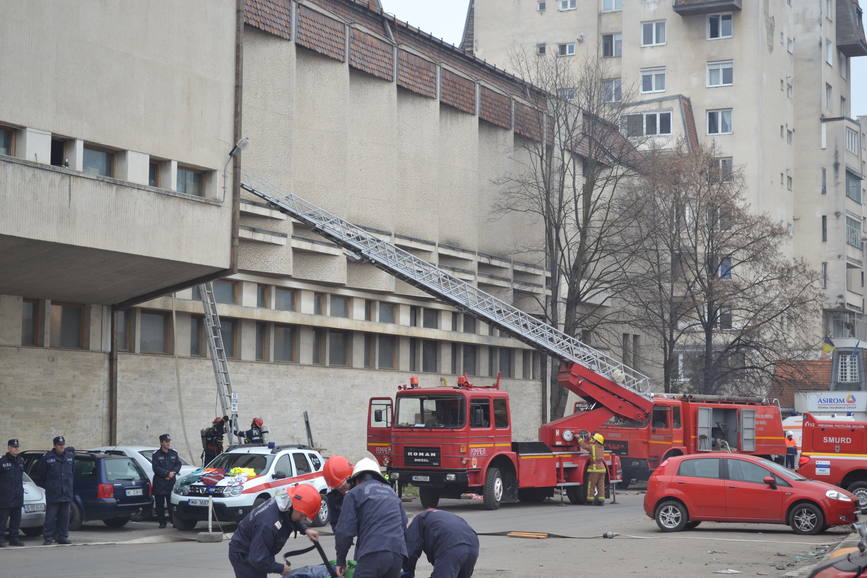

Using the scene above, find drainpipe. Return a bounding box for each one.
[230,0,244,273]
[109,308,118,444]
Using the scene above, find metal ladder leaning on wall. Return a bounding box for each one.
[198,282,237,445]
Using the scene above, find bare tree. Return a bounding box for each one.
[623,142,823,395]
[495,53,644,418]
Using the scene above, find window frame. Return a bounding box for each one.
[601,0,622,12]
[707,109,733,135]
[602,33,622,58]
[558,0,576,10]
[641,20,666,47]
[846,171,862,204]
[707,13,733,40]
[49,302,88,350]
[82,144,115,178]
[706,60,733,87]
[327,330,352,367]
[557,42,576,57]
[846,216,862,248]
[640,67,667,94]
[176,165,205,197]
[602,78,622,102]
[0,125,15,157]
[21,298,44,347]
[625,111,672,137]
[139,309,172,355]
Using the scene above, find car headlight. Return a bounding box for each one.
[224,485,243,497]
[174,486,189,496]
[562,430,575,442]
[826,489,853,502]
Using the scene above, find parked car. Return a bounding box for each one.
[87,446,199,482]
[171,444,328,530]
[644,452,859,535]
[19,472,46,537]
[21,450,152,530]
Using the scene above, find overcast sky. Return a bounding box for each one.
[380,0,867,118]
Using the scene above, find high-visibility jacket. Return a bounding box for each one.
[579,440,607,473]
[786,437,798,452]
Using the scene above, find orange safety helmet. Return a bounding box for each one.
[252,417,264,428]
[323,455,354,488]
[291,484,322,521]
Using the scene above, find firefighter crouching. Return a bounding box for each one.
[578,432,607,506]
[323,455,353,532]
[402,508,479,578]
[785,430,799,469]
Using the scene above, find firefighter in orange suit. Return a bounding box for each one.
[785,430,799,469]
[579,433,607,505]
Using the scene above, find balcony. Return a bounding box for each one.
[837,0,867,57]
[672,0,741,16]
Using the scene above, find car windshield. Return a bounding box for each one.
[105,458,147,482]
[139,450,191,465]
[396,395,466,428]
[207,453,271,474]
[755,457,808,481]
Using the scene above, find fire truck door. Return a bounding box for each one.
[740,409,756,452]
[697,407,713,451]
[649,406,673,467]
[367,397,393,464]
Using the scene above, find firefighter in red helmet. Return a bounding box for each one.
[236,417,268,444]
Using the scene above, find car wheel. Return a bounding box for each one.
[172,512,197,531]
[419,487,440,509]
[654,500,688,532]
[847,481,867,509]
[685,521,701,530]
[312,493,329,528]
[790,502,824,535]
[22,527,42,537]
[253,495,270,509]
[103,517,130,528]
[69,503,83,531]
[483,467,503,510]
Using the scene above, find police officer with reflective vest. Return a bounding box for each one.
[236,418,267,445]
[403,509,479,578]
[335,457,408,578]
[152,433,182,528]
[228,484,321,578]
[0,439,25,547]
[578,432,607,506]
[34,436,75,544]
[785,430,799,469]
[323,455,353,532]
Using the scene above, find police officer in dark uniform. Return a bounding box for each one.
[0,439,25,547]
[34,436,75,545]
[152,433,182,528]
[228,484,321,578]
[402,509,479,578]
[335,457,407,578]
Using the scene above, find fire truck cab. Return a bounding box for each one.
[367,378,621,509]
[799,413,867,507]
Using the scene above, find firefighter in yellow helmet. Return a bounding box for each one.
[578,432,607,506]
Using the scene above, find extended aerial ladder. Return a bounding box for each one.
[198,282,237,445]
[239,176,654,443]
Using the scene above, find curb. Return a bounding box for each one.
[784,530,861,577]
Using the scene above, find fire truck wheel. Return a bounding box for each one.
[654,500,688,532]
[419,487,440,509]
[789,502,824,535]
[846,481,867,509]
[483,467,504,510]
[518,488,547,503]
[565,485,586,505]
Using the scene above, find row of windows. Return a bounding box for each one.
[821,215,864,248]
[621,108,733,138]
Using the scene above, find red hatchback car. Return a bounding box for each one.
[644,453,859,535]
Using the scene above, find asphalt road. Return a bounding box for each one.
[0,491,850,577]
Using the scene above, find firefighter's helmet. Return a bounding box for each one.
[786,430,794,437]
[592,433,605,444]
[350,457,386,483]
[324,455,354,488]
[213,417,223,425]
[290,484,322,521]
[253,417,264,428]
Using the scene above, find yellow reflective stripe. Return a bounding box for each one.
[368,443,390,446]
[520,455,554,459]
[495,443,512,447]
[756,436,785,440]
[803,452,867,458]
[469,444,493,448]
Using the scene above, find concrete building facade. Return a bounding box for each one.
[464,0,867,366]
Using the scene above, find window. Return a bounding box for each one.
[640,67,666,93]
[314,293,326,315]
[707,60,733,87]
[409,338,420,372]
[423,308,438,329]
[274,324,297,362]
[273,455,292,478]
[462,344,478,376]
[537,1,546,11]
[672,406,681,428]
[787,129,793,145]
[140,310,170,354]
[838,351,860,383]
[822,167,828,194]
[826,39,834,65]
[148,161,159,187]
[713,157,733,182]
[536,43,546,56]
[708,14,733,39]
[75,458,98,481]
[255,321,269,361]
[847,128,860,154]
[330,295,349,318]
[177,166,204,196]
[379,302,395,323]
[602,0,622,11]
[313,329,326,365]
[821,262,828,289]
[364,300,374,321]
[602,33,622,57]
[498,347,514,378]
[558,43,576,56]
[719,258,732,280]
[727,459,772,484]
[83,146,113,177]
[641,20,666,47]
[220,318,236,359]
[559,0,576,10]
[50,137,69,167]
[329,331,351,366]
[652,407,669,428]
[422,340,438,372]
[841,52,849,79]
[826,83,833,111]
[625,111,672,137]
[822,215,828,242]
[707,109,733,135]
[190,315,204,357]
[50,303,85,349]
[718,307,732,329]
[0,126,13,156]
[410,306,420,327]
[602,78,622,102]
[257,284,270,308]
[787,82,793,98]
[826,0,833,20]
[213,280,236,304]
[847,216,862,248]
[677,458,720,479]
[21,299,42,346]
[557,87,577,100]
[115,310,130,351]
[846,171,862,203]
[463,315,476,334]
[494,398,509,428]
[292,452,313,475]
[470,399,491,428]
[787,174,792,191]
[787,36,794,53]
[378,335,397,369]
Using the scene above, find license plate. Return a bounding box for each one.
[24,503,45,513]
[188,498,209,507]
[126,488,143,497]
[411,475,430,482]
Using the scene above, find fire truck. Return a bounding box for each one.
[798,412,867,507]
[241,179,654,510]
[597,394,787,485]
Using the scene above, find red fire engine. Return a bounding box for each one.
[242,182,655,510]
[798,412,867,507]
[596,394,787,485]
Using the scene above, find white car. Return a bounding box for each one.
[87,446,199,482]
[19,472,46,538]
[170,444,329,530]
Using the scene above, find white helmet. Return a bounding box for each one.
[350,457,385,482]
[786,430,794,437]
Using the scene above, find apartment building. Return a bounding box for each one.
[464,0,867,348]
[0,0,570,461]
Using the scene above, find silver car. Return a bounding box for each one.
[20,472,46,537]
[87,446,199,482]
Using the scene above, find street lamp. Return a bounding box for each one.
[222,137,249,201]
